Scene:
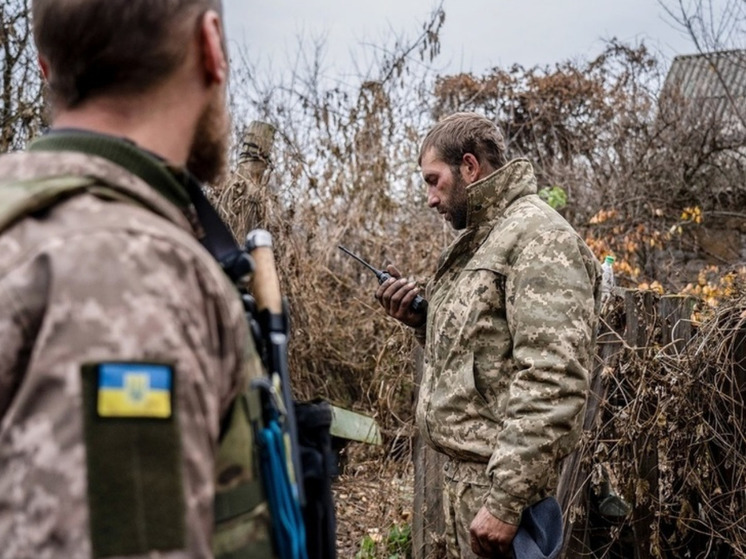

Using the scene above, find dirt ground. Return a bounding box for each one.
[333,444,414,558]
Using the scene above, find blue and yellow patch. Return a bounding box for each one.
[97,363,173,419]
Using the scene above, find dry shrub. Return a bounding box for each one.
[572,283,746,558]
[683,287,746,555]
[219,6,449,457]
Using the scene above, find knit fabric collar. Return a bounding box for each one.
[29,129,191,208]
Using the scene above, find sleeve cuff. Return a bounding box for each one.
[484,486,526,526]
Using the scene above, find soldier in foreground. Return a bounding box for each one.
[0,1,273,557]
[377,113,601,558]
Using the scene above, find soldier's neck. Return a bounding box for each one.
[51,89,200,170]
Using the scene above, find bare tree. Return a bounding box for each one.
[661,0,746,53]
[660,0,746,128]
[0,0,46,154]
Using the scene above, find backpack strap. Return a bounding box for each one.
[213,387,276,559]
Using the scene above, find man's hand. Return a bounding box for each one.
[469,506,519,558]
[375,265,426,328]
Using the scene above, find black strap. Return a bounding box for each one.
[177,170,254,283]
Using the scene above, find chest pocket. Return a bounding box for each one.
[462,254,508,318]
[459,256,512,403]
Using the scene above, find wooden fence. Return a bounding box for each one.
[558,289,697,559]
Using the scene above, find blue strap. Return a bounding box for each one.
[259,419,308,559]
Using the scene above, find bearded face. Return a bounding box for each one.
[422,146,471,231]
[447,169,469,230]
[186,85,231,184]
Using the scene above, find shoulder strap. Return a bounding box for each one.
[0,169,253,288]
[178,171,254,283]
[0,175,95,233]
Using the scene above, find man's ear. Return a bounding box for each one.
[198,10,228,86]
[38,55,50,81]
[461,153,481,183]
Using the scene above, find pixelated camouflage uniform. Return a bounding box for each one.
[414,159,601,557]
[0,132,269,558]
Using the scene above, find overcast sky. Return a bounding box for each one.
[223,0,699,78]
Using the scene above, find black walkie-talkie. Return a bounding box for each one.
[338,245,428,313]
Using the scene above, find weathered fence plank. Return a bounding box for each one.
[624,290,660,559]
[216,120,276,239]
[658,295,696,353]
[558,295,624,558]
[239,121,276,185]
[412,346,447,559]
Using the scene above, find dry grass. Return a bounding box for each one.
[333,444,414,558]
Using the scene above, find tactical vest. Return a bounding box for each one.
[0,174,276,559]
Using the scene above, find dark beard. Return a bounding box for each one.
[186,89,230,184]
[450,171,469,230]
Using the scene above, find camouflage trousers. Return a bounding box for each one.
[442,459,515,559]
[443,475,484,559]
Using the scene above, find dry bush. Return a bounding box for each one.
[221,6,450,450]
[680,288,746,556]
[568,284,746,558]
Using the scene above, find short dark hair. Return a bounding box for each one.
[32,0,222,109]
[419,112,508,171]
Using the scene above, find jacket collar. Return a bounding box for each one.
[430,159,538,285]
[13,130,195,232]
[29,129,192,209]
[466,158,538,228]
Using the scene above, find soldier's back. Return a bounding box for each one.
[0,149,247,559]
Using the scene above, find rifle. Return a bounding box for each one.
[244,229,308,559]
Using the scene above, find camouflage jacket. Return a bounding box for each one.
[415,159,601,525]
[0,135,252,558]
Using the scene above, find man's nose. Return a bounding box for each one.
[427,187,439,208]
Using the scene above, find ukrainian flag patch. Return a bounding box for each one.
[97,363,173,419]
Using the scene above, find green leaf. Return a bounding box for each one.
[538,186,568,210]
